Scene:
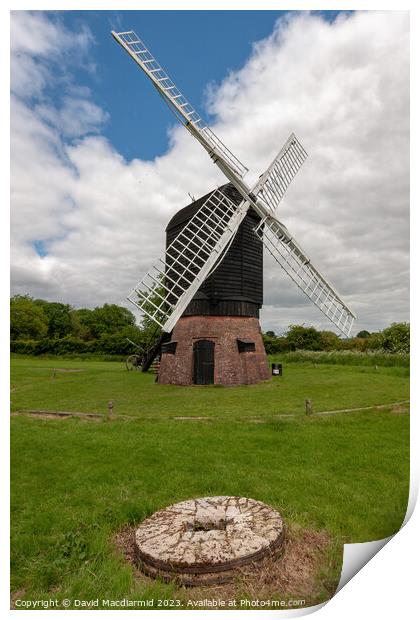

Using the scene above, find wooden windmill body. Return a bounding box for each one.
[160,184,269,385]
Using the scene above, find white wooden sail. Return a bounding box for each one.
[254,215,356,337]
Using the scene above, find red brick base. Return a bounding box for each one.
[158,315,270,386]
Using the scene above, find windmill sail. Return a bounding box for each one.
[254,214,355,337]
[112,30,248,179]
[253,134,308,213]
[128,189,250,333]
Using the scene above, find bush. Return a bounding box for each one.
[33,338,54,355]
[10,331,147,357]
[366,332,383,350]
[262,334,289,354]
[11,340,39,355]
[378,322,410,353]
[285,325,324,351]
[338,337,370,351]
[319,331,341,351]
[97,334,135,355]
[51,337,92,355]
[11,337,93,356]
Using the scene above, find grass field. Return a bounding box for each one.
[11,356,409,419]
[10,356,410,609]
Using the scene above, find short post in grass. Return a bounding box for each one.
[107,400,114,420]
[305,399,313,415]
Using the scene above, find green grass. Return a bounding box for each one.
[273,350,410,367]
[11,357,409,419]
[10,356,410,609]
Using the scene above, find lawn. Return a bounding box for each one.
[10,356,409,419]
[10,356,410,609]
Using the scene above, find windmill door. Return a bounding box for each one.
[193,340,215,385]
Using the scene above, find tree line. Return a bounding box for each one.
[10,295,147,356]
[263,323,410,354]
[10,295,409,356]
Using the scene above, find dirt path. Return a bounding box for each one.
[11,399,409,423]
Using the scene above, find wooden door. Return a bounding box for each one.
[193,340,215,385]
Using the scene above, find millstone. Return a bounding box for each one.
[134,496,285,585]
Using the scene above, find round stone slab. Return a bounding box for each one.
[134,496,285,585]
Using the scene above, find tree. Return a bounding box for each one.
[75,304,136,338]
[73,308,95,339]
[366,332,382,350]
[69,309,90,340]
[10,295,48,340]
[379,322,410,353]
[319,330,341,350]
[34,299,73,338]
[356,330,371,339]
[92,304,135,335]
[285,324,324,351]
[263,333,288,354]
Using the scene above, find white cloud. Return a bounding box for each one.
[10,11,93,98]
[35,98,109,137]
[10,11,409,334]
[10,10,92,56]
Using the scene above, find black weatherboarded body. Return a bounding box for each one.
[166,183,263,319]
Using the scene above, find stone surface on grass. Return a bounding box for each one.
[134,496,285,585]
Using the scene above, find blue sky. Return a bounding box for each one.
[46,10,345,161]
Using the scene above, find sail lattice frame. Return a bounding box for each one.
[253,134,308,213]
[256,216,356,337]
[127,189,249,333]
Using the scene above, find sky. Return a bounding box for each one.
[10,9,409,335]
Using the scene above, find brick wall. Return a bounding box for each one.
[158,315,270,386]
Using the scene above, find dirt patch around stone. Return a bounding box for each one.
[114,520,339,608]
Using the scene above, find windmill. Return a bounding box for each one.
[112,29,356,385]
